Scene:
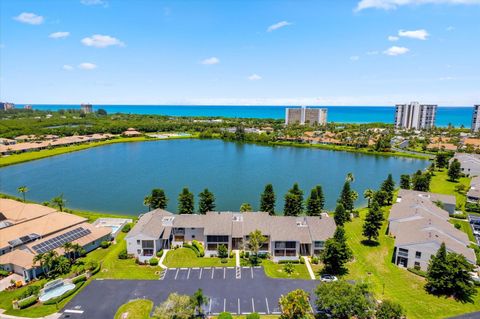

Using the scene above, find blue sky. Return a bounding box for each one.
[1,0,479,106]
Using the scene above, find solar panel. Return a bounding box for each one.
[32,227,91,254]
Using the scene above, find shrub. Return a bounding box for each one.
[311,256,319,264]
[184,243,201,257]
[283,262,295,275]
[244,251,250,258]
[221,258,228,264]
[278,259,300,264]
[85,260,99,271]
[300,258,305,264]
[90,263,101,276]
[218,312,233,319]
[240,251,245,258]
[43,281,85,305]
[407,267,426,277]
[72,274,87,284]
[100,241,111,249]
[0,269,10,277]
[217,244,228,259]
[454,222,461,229]
[149,257,159,266]
[192,240,205,257]
[118,249,128,259]
[121,223,132,233]
[258,252,269,259]
[20,285,41,299]
[246,313,260,319]
[156,250,164,258]
[17,295,37,309]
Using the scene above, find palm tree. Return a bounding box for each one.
[143,195,152,211]
[32,253,45,277]
[63,242,73,261]
[17,186,29,202]
[191,288,208,316]
[363,189,375,208]
[71,243,85,262]
[54,256,71,275]
[346,172,355,183]
[43,251,59,277]
[51,194,66,212]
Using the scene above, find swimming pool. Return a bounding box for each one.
[110,225,120,233]
[39,283,75,302]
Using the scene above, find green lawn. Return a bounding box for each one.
[344,207,480,319]
[114,299,153,319]
[163,248,236,268]
[93,233,160,280]
[261,260,311,280]
[429,169,470,211]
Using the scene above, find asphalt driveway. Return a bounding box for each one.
[60,266,319,319]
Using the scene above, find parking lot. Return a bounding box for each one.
[60,267,319,319]
[468,214,480,245]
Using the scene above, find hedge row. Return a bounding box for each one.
[72,274,87,284]
[192,240,205,257]
[90,263,101,276]
[278,259,302,264]
[407,267,426,278]
[18,295,38,309]
[43,281,85,305]
[183,243,204,257]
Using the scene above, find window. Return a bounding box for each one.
[192,235,195,239]
[273,241,297,257]
[137,240,140,245]
[143,249,154,256]
[414,262,421,270]
[174,235,184,242]
[142,240,154,249]
[137,249,141,254]
[415,251,422,259]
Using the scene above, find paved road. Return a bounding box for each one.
[468,214,480,246]
[60,267,319,319]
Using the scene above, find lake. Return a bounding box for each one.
[0,139,428,215]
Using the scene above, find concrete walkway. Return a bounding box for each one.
[302,256,316,280]
[0,274,24,292]
[0,310,60,319]
[158,249,169,269]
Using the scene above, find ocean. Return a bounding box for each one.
[23,104,473,127]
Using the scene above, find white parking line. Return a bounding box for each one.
[174,268,180,280]
[251,267,253,279]
[265,297,270,314]
[252,298,255,313]
[223,298,226,312]
[187,268,191,279]
[223,267,226,279]
[199,267,203,279]
[64,310,84,314]
[211,268,215,279]
[238,298,240,314]
[208,298,212,314]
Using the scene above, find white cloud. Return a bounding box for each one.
[355,0,480,11]
[384,46,410,56]
[446,26,455,31]
[13,12,44,25]
[388,35,399,41]
[62,65,74,71]
[350,56,360,61]
[247,74,262,81]
[78,62,97,70]
[398,29,429,40]
[49,32,70,39]
[366,50,379,55]
[81,0,107,6]
[81,34,125,48]
[439,76,456,80]
[201,57,220,65]
[267,21,292,32]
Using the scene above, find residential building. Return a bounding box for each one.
[285,106,328,126]
[394,102,437,130]
[450,152,480,177]
[24,105,32,110]
[389,190,476,271]
[472,105,480,132]
[467,176,480,203]
[0,199,112,281]
[0,102,15,111]
[126,210,336,262]
[80,103,93,114]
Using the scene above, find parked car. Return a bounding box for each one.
[321,274,338,282]
[470,219,480,225]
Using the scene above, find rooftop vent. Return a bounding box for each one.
[162,216,175,226]
[232,214,243,222]
[296,217,308,227]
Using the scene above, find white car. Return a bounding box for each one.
[320,274,338,282]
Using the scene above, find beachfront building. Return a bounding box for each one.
[0,199,112,281]
[389,190,476,271]
[394,102,437,130]
[467,176,480,203]
[472,105,480,132]
[450,152,480,177]
[285,106,328,126]
[126,210,336,262]
[1,102,15,111]
[80,103,93,114]
[24,105,32,110]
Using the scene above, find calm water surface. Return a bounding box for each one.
[0,140,428,215]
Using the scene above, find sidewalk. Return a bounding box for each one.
[0,310,60,319]
[302,256,316,280]
[158,249,169,269]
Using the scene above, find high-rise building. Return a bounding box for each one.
[394,102,437,130]
[472,105,480,132]
[80,103,93,114]
[0,102,15,111]
[285,106,328,125]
